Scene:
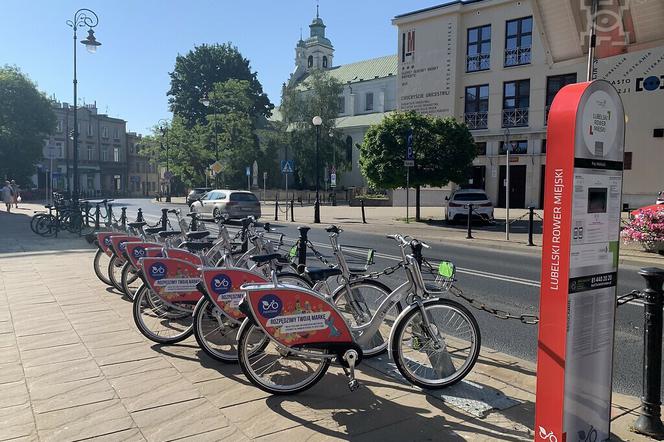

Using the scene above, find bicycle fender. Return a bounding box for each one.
[236,317,254,341]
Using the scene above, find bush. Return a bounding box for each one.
[621,209,664,251]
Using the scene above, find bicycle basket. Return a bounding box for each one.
[340,245,376,273]
[422,260,456,292]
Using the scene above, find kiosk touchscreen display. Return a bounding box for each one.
[587,187,608,214]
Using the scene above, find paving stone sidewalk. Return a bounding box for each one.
[0,206,655,441]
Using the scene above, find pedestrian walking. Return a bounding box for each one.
[10,180,19,208]
[1,181,13,213]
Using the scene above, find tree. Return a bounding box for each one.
[359,111,477,221]
[0,66,55,184]
[167,43,273,127]
[279,70,347,187]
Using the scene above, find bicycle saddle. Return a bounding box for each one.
[181,241,213,252]
[44,204,53,209]
[185,230,210,240]
[249,253,284,264]
[158,230,182,238]
[127,221,147,229]
[145,226,165,235]
[186,213,198,218]
[304,267,342,282]
[325,225,341,234]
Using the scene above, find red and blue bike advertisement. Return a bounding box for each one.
[201,268,267,322]
[109,235,141,265]
[163,249,203,267]
[124,242,162,268]
[96,232,116,257]
[140,257,202,305]
[245,285,353,347]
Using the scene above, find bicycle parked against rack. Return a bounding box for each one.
[235,234,481,394]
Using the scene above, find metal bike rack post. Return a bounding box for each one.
[190,213,198,232]
[136,208,144,222]
[94,203,100,230]
[290,199,295,222]
[120,207,127,229]
[296,226,310,273]
[466,204,473,239]
[107,204,114,226]
[634,267,664,438]
[527,206,535,246]
[361,199,367,224]
[161,208,169,230]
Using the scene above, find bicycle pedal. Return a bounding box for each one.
[348,379,360,392]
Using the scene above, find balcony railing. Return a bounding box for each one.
[504,46,531,67]
[502,108,529,127]
[466,53,490,72]
[464,111,488,130]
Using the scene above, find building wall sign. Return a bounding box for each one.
[535,80,625,442]
[397,16,457,116]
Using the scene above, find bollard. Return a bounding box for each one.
[332,192,337,207]
[240,218,250,253]
[161,208,169,230]
[120,207,127,229]
[290,199,295,222]
[361,199,367,224]
[107,204,114,226]
[308,193,311,205]
[190,213,198,232]
[296,226,310,273]
[136,208,144,222]
[527,206,535,246]
[466,204,474,239]
[634,267,664,438]
[274,197,279,221]
[94,203,100,229]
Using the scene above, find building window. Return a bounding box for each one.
[55,142,64,158]
[345,136,353,168]
[475,142,487,156]
[500,140,528,155]
[337,96,345,114]
[101,146,108,161]
[102,126,108,138]
[114,175,121,191]
[113,128,119,139]
[87,145,95,161]
[464,85,489,130]
[502,79,530,127]
[365,92,374,111]
[56,120,64,133]
[545,73,577,124]
[129,143,134,154]
[624,152,632,170]
[505,16,533,67]
[307,55,313,68]
[87,123,94,136]
[323,56,328,68]
[467,24,491,72]
[113,147,120,162]
[87,175,94,190]
[541,139,547,154]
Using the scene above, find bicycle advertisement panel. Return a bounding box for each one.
[124,242,162,268]
[109,235,141,265]
[201,268,267,322]
[140,257,202,305]
[96,232,116,257]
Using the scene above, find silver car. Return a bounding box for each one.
[191,189,261,220]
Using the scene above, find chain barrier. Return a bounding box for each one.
[306,240,336,268]
[534,212,544,222]
[362,261,405,280]
[617,289,642,306]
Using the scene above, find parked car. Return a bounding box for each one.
[186,187,213,206]
[190,189,261,220]
[445,189,494,223]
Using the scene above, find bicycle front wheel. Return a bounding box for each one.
[333,279,397,357]
[107,255,125,292]
[391,298,480,389]
[93,249,113,286]
[132,285,193,344]
[238,322,330,395]
[120,263,142,300]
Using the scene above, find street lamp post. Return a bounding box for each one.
[66,9,101,203]
[158,119,171,202]
[201,95,219,187]
[312,116,322,223]
[504,127,511,240]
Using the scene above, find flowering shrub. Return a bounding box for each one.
[621,209,664,251]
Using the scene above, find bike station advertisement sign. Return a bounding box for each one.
[140,257,202,304]
[96,232,116,257]
[124,242,162,268]
[535,80,625,442]
[109,235,141,265]
[201,268,267,321]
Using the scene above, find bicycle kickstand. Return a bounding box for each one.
[342,349,360,392]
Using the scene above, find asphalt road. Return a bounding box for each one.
[111,198,653,397]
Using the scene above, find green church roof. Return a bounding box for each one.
[295,54,397,88]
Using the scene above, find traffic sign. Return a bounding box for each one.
[404,159,414,167]
[210,161,222,174]
[330,173,337,188]
[280,159,294,174]
[163,171,173,180]
[245,166,251,177]
[406,129,414,161]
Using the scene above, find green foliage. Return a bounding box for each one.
[279,70,347,187]
[0,66,55,184]
[359,111,477,189]
[167,43,273,127]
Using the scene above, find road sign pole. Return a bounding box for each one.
[263,172,267,203]
[406,167,410,224]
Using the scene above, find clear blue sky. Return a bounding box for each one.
[1,0,441,135]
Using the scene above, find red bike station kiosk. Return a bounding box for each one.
[535,80,625,442]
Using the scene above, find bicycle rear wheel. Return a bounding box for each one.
[107,255,125,292]
[391,298,480,389]
[237,322,330,395]
[93,249,113,286]
[132,285,193,344]
[120,263,142,300]
[35,215,56,237]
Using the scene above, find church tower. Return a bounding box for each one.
[290,5,334,84]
